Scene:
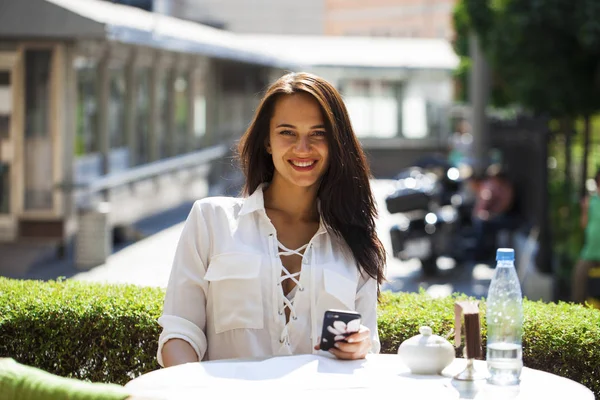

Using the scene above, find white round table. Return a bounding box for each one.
[125,354,593,400]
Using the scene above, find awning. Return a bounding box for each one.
[239,34,459,70]
[0,0,458,70]
[0,0,295,68]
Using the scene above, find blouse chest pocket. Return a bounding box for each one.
[204,253,264,334]
[322,268,358,311]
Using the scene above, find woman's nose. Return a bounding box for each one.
[294,137,310,153]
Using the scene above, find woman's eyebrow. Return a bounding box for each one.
[276,123,326,129]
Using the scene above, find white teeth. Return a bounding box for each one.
[291,160,315,167]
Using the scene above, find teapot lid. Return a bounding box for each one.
[420,326,433,336]
[402,326,452,348]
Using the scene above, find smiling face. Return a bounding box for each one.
[267,93,329,190]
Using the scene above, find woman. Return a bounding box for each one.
[157,72,386,367]
[572,170,600,303]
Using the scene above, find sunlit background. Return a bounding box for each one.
[1,0,599,304]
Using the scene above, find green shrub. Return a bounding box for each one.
[1,278,599,396]
[0,277,162,385]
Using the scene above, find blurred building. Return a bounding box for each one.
[0,0,291,251]
[240,34,457,176]
[111,0,326,33]
[128,0,455,38]
[0,0,458,274]
[325,0,455,39]
[117,0,459,177]
[108,0,152,11]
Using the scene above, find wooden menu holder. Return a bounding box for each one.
[453,300,486,382]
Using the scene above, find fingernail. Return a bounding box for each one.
[334,342,340,348]
[347,338,354,343]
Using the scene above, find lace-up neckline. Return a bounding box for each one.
[277,240,307,295]
[276,240,308,333]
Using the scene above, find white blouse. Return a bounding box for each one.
[157,184,380,366]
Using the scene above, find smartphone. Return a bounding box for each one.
[319,309,361,351]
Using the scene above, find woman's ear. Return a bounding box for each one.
[265,141,272,154]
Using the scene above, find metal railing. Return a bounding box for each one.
[54,143,231,268]
[87,144,227,193]
[59,143,229,207]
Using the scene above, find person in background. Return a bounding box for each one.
[157,72,386,367]
[471,164,517,262]
[572,170,600,303]
[0,357,151,400]
[448,119,473,168]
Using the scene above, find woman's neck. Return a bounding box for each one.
[263,177,319,222]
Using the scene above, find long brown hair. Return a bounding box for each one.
[237,72,386,293]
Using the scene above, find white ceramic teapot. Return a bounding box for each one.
[397,326,455,375]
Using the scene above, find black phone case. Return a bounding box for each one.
[319,309,361,351]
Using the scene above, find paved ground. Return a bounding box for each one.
[21,201,194,284]
[11,180,497,299]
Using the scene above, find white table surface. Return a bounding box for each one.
[125,354,594,400]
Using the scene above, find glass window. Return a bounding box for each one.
[158,71,169,159]
[0,71,11,139]
[193,69,206,148]
[341,79,402,138]
[25,51,51,138]
[109,66,126,149]
[108,65,127,172]
[113,0,152,11]
[0,70,11,214]
[402,96,428,138]
[23,49,54,211]
[135,68,150,165]
[342,80,370,137]
[194,98,206,139]
[0,164,8,214]
[174,73,189,154]
[74,58,98,156]
[371,81,398,138]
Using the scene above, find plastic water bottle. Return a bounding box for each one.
[486,248,523,386]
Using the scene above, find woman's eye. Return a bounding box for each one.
[280,130,294,136]
[312,131,327,137]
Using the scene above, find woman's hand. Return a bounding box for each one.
[314,325,372,360]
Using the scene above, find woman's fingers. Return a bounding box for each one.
[314,325,371,359]
[328,340,369,360]
[332,340,364,354]
[328,325,371,360]
[344,327,370,344]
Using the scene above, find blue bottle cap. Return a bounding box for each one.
[496,248,515,261]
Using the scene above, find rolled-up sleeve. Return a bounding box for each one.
[355,272,381,354]
[157,202,211,366]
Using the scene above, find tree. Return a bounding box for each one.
[453,0,600,208]
[453,0,600,117]
[452,0,600,291]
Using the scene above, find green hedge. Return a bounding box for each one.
[1,278,599,396]
[0,278,162,384]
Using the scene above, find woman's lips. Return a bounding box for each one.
[289,160,317,171]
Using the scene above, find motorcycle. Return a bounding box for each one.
[386,163,475,276]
